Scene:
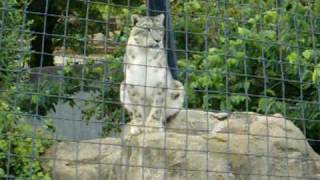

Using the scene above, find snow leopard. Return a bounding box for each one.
[120,14,184,135]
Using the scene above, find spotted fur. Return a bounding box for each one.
[120,14,184,134]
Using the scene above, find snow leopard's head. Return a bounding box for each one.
[128,14,165,49]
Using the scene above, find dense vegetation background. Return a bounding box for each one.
[0,0,53,179]
[0,0,319,179]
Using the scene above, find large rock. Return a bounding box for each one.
[43,110,320,179]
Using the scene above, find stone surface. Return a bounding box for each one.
[29,66,104,140]
[43,110,320,179]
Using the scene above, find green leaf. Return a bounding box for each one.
[208,55,223,66]
[312,64,320,84]
[287,52,298,64]
[237,27,251,36]
[191,0,201,11]
[235,52,245,59]
[63,66,71,74]
[266,89,276,96]
[248,17,256,24]
[257,98,275,113]
[227,58,238,67]
[93,67,103,74]
[0,168,4,177]
[262,30,276,40]
[209,48,219,54]
[244,81,250,92]
[230,95,246,105]
[264,10,277,23]
[31,95,39,104]
[302,49,312,60]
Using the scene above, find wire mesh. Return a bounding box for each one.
[0,0,320,179]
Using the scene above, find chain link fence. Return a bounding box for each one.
[1,0,320,179]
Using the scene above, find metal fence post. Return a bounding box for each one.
[147,0,178,79]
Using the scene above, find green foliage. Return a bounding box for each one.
[173,0,320,145]
[0,0,31,87]
[0,0,53,179]
[0,102,52,180]
[60,51,126,136]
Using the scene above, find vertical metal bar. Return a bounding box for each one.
[236,0,252,179]
[222,0,231,178]
[1,1,10,179]
[258,0,271,178]
[308,0,320,177]
[33,0,50,179]
[75,1,91,179]
[275,0,290,178]
[142,0,149,179]
[147,2,177,179]
[0,1,5,50]
[50,1,71,179]
[302,1,314,178]
[147,0,177,79]
[120,1,130,180]
[203,0,209,180]
[100,2,113,180]
[183,0,189,179]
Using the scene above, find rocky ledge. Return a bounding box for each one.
[43,110,320,179]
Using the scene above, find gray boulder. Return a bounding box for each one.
[43,110,320,179]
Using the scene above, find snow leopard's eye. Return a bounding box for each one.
[133,28,145,36]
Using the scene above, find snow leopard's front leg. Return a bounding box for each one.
[145,88,166,132]
[120,82,145,135]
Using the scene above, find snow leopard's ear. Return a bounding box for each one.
[154,13,165,24]
[131,15,141,26]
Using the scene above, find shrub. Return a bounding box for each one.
[0,0,53,179]
[173,0,320,150]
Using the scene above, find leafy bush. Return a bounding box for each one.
[0,0,53,179]
[172,0,320,150]
[0,102,52,179]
